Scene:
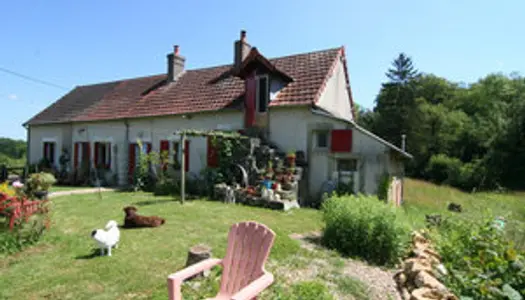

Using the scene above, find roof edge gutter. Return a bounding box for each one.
[310,106,413,159]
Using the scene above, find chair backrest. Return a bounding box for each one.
[219,221,276,295]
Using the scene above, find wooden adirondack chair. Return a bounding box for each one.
[167,221,276,300]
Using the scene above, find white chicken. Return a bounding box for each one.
[91,220,120,256]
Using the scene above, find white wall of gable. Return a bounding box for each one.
[28,124,64,167]
[316,57,354,122]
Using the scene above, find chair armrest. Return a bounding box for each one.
[167,258,222,300]
[230,272,274,300]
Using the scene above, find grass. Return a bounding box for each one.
[403,178,525,248]
[0,191,370,300]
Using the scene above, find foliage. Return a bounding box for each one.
[0,138,26,166]
[132,139,159,192]
[0,207,50,254]
[321,194,411,266]
[376,173,392,201]
[367,52,525,191]
[432,213,525,299]
[25,172,56,196]
[0,182,16,197]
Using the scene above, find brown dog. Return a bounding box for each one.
[122,206,165,228]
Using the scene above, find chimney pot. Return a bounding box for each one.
[174,45,180,55]
[241,30,247,41]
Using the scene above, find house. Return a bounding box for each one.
[23,30,412,204]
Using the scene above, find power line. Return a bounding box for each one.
[0,66,69,90]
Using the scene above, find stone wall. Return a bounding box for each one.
[394,230,458,300]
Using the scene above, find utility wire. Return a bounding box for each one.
[0,66,69,90]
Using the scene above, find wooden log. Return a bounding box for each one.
[185,244,212,280]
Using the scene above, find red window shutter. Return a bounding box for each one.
[128,143,136,184]
[106,143,111,169]
[330,130,353,153]
[207,136,219,168]
[160,140,169,152]
[74,143,79,169]
[244,70,257,128]
[184,140,190,172]
[160,140,169,171]
[84,142,91,164]
[94,142,100,168]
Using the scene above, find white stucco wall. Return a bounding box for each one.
[316,57,354,122]
[128,111,243,180]
[28,124,65,167]
[269,106,404,201]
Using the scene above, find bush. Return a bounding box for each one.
[377,173,392,202]
[425,154,484,191]
[0,200,50,254]
[433,213,525,299]
[321,194,411,266]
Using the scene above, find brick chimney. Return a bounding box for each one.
[234,30,251,69]
[167,45,185,82]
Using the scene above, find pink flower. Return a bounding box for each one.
[12,181,24,189]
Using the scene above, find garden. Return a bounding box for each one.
[1,129,525,299]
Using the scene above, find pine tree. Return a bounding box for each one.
[386,53,418,84]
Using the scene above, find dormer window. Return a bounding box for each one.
[256,75,269,113]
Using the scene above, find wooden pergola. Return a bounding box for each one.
[173,129,248,204]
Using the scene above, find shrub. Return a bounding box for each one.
[433,213,525,299]
[0,200,50,254]
[425,154,484,191]
[377,173,392,202]
[321,194,411,266]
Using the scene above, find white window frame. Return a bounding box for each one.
[256,74,269,113]
[314,130,330,150]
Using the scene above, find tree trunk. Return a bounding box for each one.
[185,244,212,280]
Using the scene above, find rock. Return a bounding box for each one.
[414,271,446,290]
[404,258,433,277]
[401,287,411,300]
[412,231,428,245]
[410,287,437,300]
[447,203,462,213]
[436,264,448,276]
[394,270,407,285]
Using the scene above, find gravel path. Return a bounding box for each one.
[290,231,401,300]
[48,188,116,198]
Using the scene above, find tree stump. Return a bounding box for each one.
[185,244,213,280]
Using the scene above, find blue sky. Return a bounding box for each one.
[1,0,524,140]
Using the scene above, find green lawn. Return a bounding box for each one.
[0,192,369,300]
[403,178,525,248]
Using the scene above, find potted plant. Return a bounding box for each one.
[26,172,56,200]
[286,150,296,167]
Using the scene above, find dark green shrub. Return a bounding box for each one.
[377,173,392,201]
[321,194,411,266]
[433,213,525,299]
[425,154,462,184]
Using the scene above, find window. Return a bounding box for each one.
[95,142,111,169]
[256,75,269,113]
[43,142,56,164]
[315,131,329,148]
[336,158,358,187]
[337,159,357,172]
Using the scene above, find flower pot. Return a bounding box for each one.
[34,190,48,200]
[286,156,296,167]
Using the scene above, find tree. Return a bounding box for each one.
[386,53,419,84]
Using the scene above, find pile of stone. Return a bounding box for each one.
[394,230,458,300]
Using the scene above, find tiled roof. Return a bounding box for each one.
[24,47,345,125]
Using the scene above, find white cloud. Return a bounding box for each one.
[7,94,17,100]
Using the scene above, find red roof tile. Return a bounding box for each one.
[24,47,345,125]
